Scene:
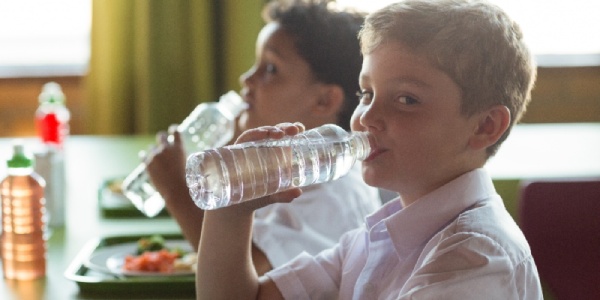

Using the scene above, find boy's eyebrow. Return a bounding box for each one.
[359,74,431,89]
[264,45,280,57]
[264,44,287,61]
[393,76,431,88]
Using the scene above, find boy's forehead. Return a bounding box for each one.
[359,42,463,102]
[258,23,299,60]
[360,43,435,81]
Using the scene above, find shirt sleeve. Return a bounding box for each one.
[266,227,365,300]
[266,252,340,300]
[252,165,380,267]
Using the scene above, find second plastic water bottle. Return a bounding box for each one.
[122,91,247,217]
[185,124,371,210]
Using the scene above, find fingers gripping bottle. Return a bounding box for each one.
[0,141,47,280]
[122,91,247,217]
[185,124,371,210]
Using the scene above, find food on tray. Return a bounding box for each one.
[136,234,166,254]
[123,235,196,273]
[124,249,179,273]
[107,178,124,194]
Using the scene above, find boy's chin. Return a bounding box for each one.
[238,113,283,132]
[237,114,261,133]
[361,168,381,187]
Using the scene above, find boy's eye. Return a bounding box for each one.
[265,63,277,74]
[356,90,373,103]
[356,91,419,106]
[398,95,419,105]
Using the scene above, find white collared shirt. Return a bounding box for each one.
[252,164,381,268]
[267,168,543,299]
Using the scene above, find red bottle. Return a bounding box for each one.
[35,82,70,148]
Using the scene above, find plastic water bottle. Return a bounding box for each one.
[0,141,47,280]
[185,124,371,210]
[122,91,247,217]
[34,82,68,228]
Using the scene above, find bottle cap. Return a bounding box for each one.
[39,81,66,104]
[218,91,248,117]
[7,140,34,168]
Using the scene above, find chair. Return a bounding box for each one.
[519,179,600,300]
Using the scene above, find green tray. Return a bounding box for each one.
[98,177,171,218]
[64,233,195,298]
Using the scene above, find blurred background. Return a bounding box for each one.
[1,0,599,137]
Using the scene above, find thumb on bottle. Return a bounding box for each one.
[167,124,181,145]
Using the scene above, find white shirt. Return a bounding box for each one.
[252,164,381,268]
[267,168,543,299]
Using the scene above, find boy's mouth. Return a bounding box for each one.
[364,148,385,162]
[240,89,254,109]
[363,135,385,162]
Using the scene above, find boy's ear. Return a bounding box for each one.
[311,84,344,117]
[469,105,511,150]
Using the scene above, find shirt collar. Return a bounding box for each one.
[370,168,498,257]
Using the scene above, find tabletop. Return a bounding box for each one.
[0,123,599,299]
[0,135,192,300]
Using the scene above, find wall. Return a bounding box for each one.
[523,66,600,124]
[0,76,85,138]
[1,66,599,138]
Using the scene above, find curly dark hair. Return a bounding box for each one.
[262,0,365,130]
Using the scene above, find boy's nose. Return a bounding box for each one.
[239,67,256,87]
[360,102,384,132]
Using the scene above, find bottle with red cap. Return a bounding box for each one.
[34,82,68,228]
[35,82,70,148]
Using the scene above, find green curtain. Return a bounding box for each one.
[85,0,264,135]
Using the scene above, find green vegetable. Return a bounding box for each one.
[136,234,165,254]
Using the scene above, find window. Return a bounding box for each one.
[0,0,92,77]
[337,0,600,66]
[0,0,598,76]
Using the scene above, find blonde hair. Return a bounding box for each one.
[359,0,536,156]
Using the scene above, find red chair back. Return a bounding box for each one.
[519,179,600,300]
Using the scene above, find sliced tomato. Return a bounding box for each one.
[123,249,179,273]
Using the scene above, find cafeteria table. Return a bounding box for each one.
[0,122,598,299]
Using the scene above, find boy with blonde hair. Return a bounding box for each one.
[195,0,542,298]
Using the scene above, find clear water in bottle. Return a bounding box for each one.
[186,124,371,210]
[122,91,247,217]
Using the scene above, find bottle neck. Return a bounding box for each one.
[7,166,34,176]
[217,91,248,117]
[349,131,372,161]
